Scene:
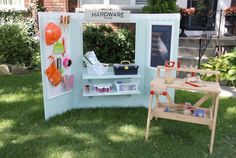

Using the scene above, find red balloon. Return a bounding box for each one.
[45,23,62,45]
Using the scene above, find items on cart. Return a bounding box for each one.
[164,60,175,84]
[83,51,108,76]
[94,84,112,93]
[53,41,64,54]
[60,15,70,32]
[115,79,139,92]
[63,75,74,90]
[84,85,90,93]
[45,56,62,86]
[164,102,201,116]
[56,58,62,70]
[45,23,62,45]
[113,60,139,75]
[194,109,206,117]
[185,73,201,82]
[63,57,72,68]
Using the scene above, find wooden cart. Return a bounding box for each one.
[145,66,221,153]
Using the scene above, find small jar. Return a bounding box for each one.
[84,85,90,93]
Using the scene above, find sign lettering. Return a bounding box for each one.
[85,10,130,22]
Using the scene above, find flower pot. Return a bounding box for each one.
[224,15,236,36]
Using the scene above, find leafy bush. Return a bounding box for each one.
[0,10,40,68]
[0,23,39,68]
[201,49,236,86]
[142,0,179,13]
[35,0,47,12]
[83,25,135,63]
[0,10,36,36]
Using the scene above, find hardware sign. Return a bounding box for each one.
[85,10,130,22]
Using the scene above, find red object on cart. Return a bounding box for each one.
[185,81,201,87]
[165,60,175,68]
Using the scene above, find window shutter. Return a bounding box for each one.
[0,0,22,6]
[110,0,131,5]
[232,0,236,6]
[81,0,104,5]
[0,0,24,9]
[136,0,147,5]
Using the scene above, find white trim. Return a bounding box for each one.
[79,0,146,10]
[84,10,130,22]
[0,0,25,11]
[104,0,109,5]
[77,5,144,12]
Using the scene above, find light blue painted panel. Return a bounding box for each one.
[143,14,180,104]
[71,13,148,108]
[38,12,73,120]
[39,13,180,119]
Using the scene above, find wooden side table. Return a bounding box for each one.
[145,66,221,153]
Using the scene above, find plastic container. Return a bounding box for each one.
[62,75,74,90]
[87,64,108,77]
[113,61,139,75]
[114,79,139,92]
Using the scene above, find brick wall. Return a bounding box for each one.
[23,0,79,12]
[24,0,30,8]
[44,0,67,12]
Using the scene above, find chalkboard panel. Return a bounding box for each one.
[150,25,172,68]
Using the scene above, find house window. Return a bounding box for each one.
[80,0,147,7]
[81,0,103,5]
[110,0,131,5]
[109,0,148,5]
[136,0,147,5]
[81,0,104,5]
[186,0,218,30]
[0,0,24,10]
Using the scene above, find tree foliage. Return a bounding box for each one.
[0,23,39,67]
[83,25,135,64]
[142,0,179,13]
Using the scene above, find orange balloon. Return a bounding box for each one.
[45,23,62,45]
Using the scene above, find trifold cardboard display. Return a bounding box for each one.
[38,12,180,120]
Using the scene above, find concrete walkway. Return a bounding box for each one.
[220,86,236,97]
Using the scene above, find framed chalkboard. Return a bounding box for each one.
[150,25,172,68]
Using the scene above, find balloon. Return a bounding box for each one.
[45,23,62,45]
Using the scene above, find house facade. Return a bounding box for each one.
[0,0,235,36]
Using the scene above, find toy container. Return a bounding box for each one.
[94,84,112,93]
[114,79,139,92]
[113,61,139,75]
[87,64,108,77]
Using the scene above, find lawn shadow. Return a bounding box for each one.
[0,73,236,158]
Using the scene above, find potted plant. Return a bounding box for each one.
[224,6,236,36]
[179,7,196,37]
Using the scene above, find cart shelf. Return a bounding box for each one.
[83,89,141,97]
[152,104,212,126]
[82,67,141,80]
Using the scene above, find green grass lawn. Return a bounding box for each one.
[0,72,235,158]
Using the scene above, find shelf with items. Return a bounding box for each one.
[153,103,212,126]
[83,89,141,97]
[82,60,141,96]
[82,67,141,80]
[82,78,140,97]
